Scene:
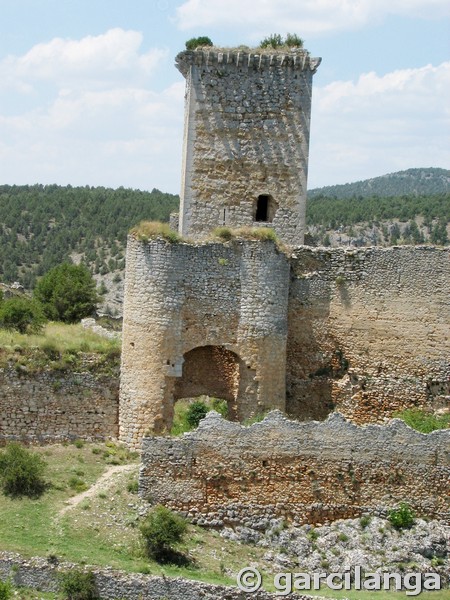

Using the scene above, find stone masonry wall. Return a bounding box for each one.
[139,410,450,528]
[176,49,320,245]
[0,367,118,443]
[119,237,290,448]
[287,245,450,423]
[121,241,449,448]
[0,552,312,600]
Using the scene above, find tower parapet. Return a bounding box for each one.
[176,47,321,245]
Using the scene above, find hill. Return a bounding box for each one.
[0,184,179,313]
[308,167,450,199]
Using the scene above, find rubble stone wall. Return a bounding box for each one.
[0,368,118,443]
[139,411,450,527]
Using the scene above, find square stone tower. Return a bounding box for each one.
[176,47,321,245]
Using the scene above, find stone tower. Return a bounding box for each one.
[176,47,321,245]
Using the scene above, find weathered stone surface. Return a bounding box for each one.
[119,238,290,447]
[176,49,320,245]
[120,240,449,447]
[0,367,118,443]
[287,245,450,423]
[0,552,315,599]
[139,410,450,526]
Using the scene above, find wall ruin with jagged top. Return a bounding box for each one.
[139,410,450,527]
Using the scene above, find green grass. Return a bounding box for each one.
[393,408,450,433]
[0,322,120,373]
[130,220,181,243]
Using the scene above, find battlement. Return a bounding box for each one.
[175,48,321,77]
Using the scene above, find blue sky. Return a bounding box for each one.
[0,0,449,192]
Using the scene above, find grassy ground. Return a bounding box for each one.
[0,442,448,599]
[0,322,120,373]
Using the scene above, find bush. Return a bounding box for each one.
[260,33,283,49]
[185,36,213,50]
[140,505,187,560]
[185,400,209,428]
[34,263,98,323]
[0,443,47,498]
[0,296,46,334]
[285,33,304,48]
[393,408,450,433]
[59,570,98,600]
[0,580,12,600]
[260,33,304,50]
[388,502,416,530]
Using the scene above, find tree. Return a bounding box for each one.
[34,263,98,323]
[186,400,209,428]
[0,442,47,498]
[185,36,213,50]
[139,505,188,561]
[0,296,46,334]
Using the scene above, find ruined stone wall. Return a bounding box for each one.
[119,237,290,448]
[0,368,118,443]
[139,411,450,527]
[287,245,450,423]
[176,49,320,245]
[0,552,312,600]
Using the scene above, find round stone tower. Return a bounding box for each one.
[176,47,321,245]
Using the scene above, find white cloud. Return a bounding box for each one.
[0,81,185,191]
[308,61,450,187]
[175,0,450,35]
[0,30,184,192]
[0,28,167,92]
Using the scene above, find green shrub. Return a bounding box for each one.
[260,33,283,49]
[393,408,450,433]
[0,579,12,600]
[388,502,416,530]
[140,505,188,561]
[285,33,304,48]
[0,443,47,498]
[185,36,213,50]
[0,296,46,334]
[34,263,98,323]
[68,476,88,492]
[59,570,98,600]
[243,411,269,426]
[185,400,209,429]
[211,397,228,418]
[359,515,372,529]
[127,479,139,494]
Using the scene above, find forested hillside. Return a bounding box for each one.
[308,167,450,199]
[0,172,448,315]
[0,184,178,287]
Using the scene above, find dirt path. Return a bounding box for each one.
[59,463,138,516]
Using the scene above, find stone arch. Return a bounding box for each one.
[173,345,249,421]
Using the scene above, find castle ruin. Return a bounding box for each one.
[118,47,450,450]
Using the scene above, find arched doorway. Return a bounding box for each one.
[173,345,247,421]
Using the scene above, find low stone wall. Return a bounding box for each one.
[0,552,314,600]
[139,411,450,528]
[0,367,118,443]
